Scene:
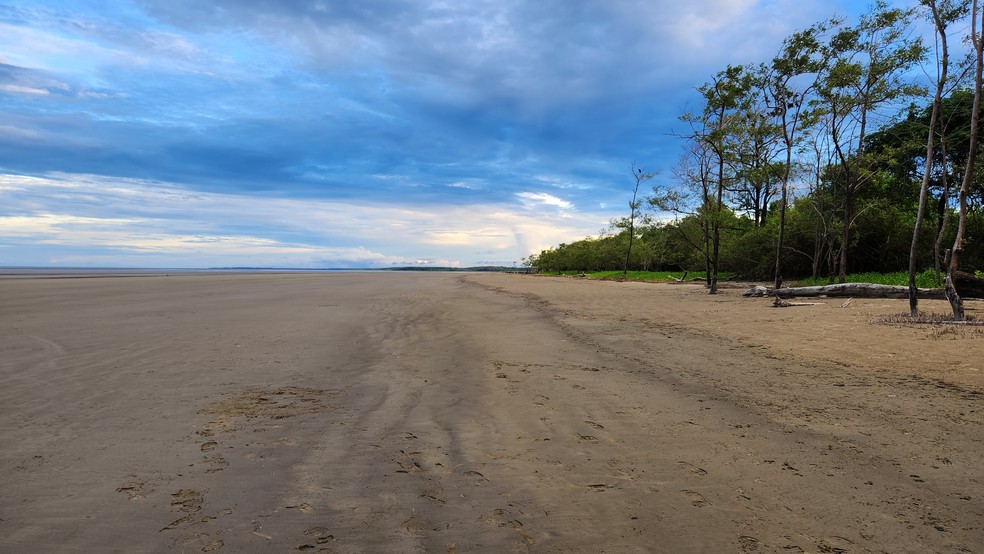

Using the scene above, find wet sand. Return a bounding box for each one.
[1,272,981,553]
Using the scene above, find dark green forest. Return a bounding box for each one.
[527,1,984,317]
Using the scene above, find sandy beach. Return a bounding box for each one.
[1,272,982,553]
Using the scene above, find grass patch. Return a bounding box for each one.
[880,312,980,325]
[793,269,941,289]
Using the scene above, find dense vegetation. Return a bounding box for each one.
[527,199,984,280]
[534,269,974,288]
[527,0,984,318]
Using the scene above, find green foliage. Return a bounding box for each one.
[537,270,732,282]
[793,269,939,288]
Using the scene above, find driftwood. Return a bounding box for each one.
[953,270,984,298]
[746,272,984,299]
[773,297,824,307]
[743,283,945,300]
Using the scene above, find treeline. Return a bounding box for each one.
[527,201,984,278]
[528,0,984,318]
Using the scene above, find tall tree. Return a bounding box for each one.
[908,0,967,315]
[691,65,756,294]
[946,0,984,320]
[622,163,655,277]
[767,20,835,289]
[815,1,926,283]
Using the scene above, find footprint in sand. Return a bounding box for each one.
[304,526,335,544]
[286,503,313,513]
[401,513,425,535]
[583,420,605,430]
[201,538,223,552]
[116,479,151,500]
[395,450,422,473]
[161,490,205,531]
[677,461,708,476]
[421,488,446,504]
[486,507,509,526]
[817,535,854,553]
[172,533,222,551]
[607,459,636,481]
[171,489,204,513]
[203,454,229,473]
[463,470,489,483]
[681,489,710,507]
[738,535,760,552]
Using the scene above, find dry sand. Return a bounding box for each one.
[0,272,981,553]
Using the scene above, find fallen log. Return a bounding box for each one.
[743,283,946,300]
[953,270,984,298]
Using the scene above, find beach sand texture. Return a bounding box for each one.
[1,272,982,553]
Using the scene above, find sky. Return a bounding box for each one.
[0,0,893,268]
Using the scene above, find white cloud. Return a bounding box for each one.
[446,181,482,190]
[0,172,611,267]
[533,175,591,190]
[0,23,145,74]
[0,84,50,95]
[0,124,42,140]
[77,90,125,99]
[515,192,574,211]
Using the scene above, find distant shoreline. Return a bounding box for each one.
[0,266,529,278]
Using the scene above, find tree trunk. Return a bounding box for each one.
[623,221,634,277]
[703,219,712,289]
[811,236,822,280]
[774,138,792,289]
[947,0,983,321]
[910,0,949,316]
[710,159,724,295]
[933,147,950,285]
[839,196,852,283]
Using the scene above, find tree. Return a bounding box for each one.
[863,90,979,279]
[728,68,783,230]
[946,0,984,320]
[814,1,926,283]
[908,0,968,315]
[620,164,655,277]
[766,20,836,288]
[651,139,716,286]
[689,65,756,293]
[802,122,843,280]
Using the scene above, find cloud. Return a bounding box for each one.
[0,172,611,267]
[0,83,49,95]
[131,0,805,113]
[515,192,574,211]
[0,0,845,204]
[0,124,41,140]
